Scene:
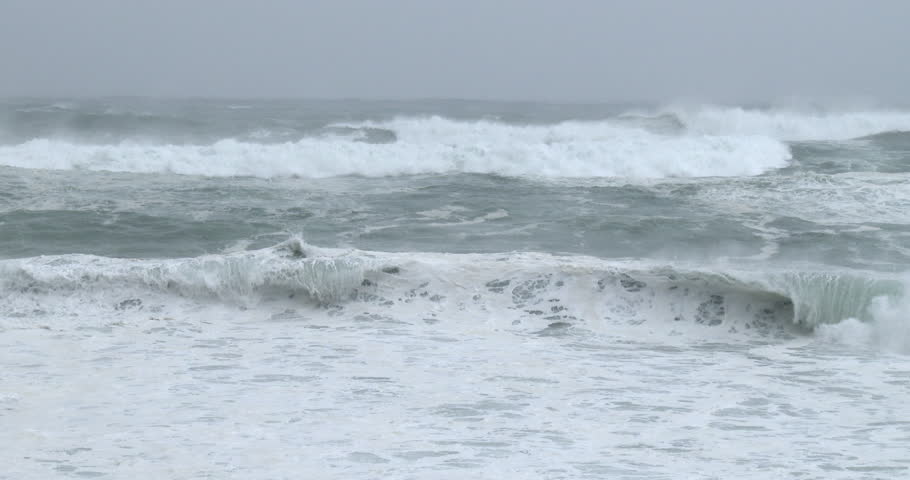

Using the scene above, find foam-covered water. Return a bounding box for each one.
[2,99,910,479]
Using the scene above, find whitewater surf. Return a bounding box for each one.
[2,99,910,479]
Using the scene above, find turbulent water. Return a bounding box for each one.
[2,98,910,479]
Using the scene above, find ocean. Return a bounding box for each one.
[2,98,909,479]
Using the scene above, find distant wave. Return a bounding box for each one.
[0,117,791,179]
[856,130,910,143]
[662,106,910,141]
[1,237,904,337]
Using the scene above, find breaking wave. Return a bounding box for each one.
[0,117,790,179]
[1,238,903,338]
[3,105,909,179]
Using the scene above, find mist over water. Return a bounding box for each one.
[3,98,910,479]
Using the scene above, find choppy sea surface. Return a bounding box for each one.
[2,98,910,479]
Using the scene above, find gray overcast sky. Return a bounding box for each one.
[1,0,908,102]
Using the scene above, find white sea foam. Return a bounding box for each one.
[684,172,910,225]
[666,105,910,141]
[0,117,792,179]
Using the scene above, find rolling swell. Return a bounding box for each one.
[1,238,902,336]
